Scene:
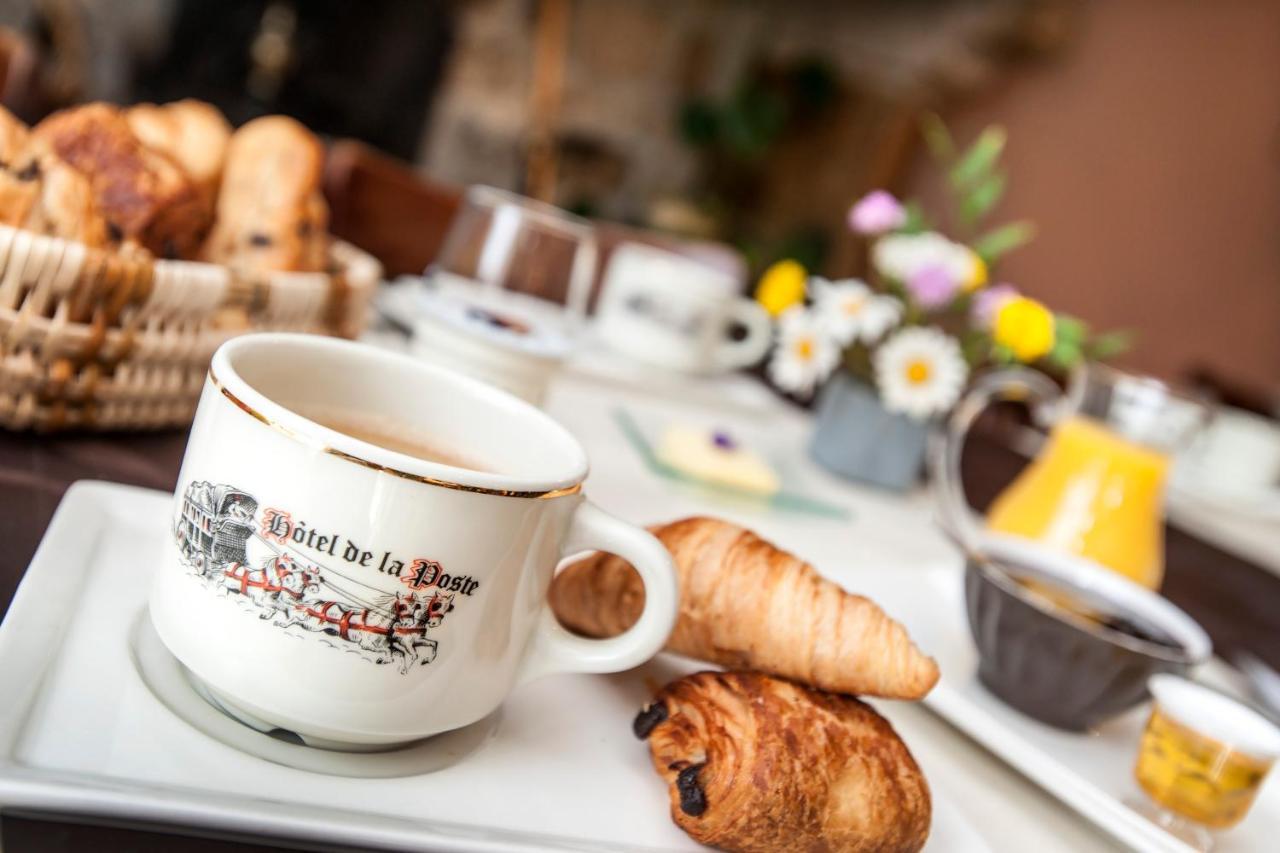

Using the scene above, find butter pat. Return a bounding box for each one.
[655,426,780,496]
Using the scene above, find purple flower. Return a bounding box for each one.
[971,283,1019,328]
[848,190,907,235]
[905,264,960,309]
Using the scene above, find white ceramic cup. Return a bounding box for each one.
[594,243,771,374]
[150,333,677,750]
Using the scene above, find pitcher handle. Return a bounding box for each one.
[929,367,1064,551]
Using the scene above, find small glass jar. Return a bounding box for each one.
[1132,674,1280,850]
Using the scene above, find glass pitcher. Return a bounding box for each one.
[932,365,1208,589]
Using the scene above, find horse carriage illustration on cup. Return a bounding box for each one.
[176,481,257,575]
[174,481,450,673]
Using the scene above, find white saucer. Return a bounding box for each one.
[129,610,500,777]
[0,481,989,852]
[1171,462,1280,521]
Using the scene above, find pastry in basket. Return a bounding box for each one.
[636,671,931,852]
[0,105,39,227]
[297,190,332,272]
[32,102,208,257]
[202,114,330,276]
[550,517,939,699]
[26,153,111,247]
[0,104,108,246]
[126,99,231,210]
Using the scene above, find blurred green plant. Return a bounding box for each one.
[754,117,1134,406]
[914,116,1133,373]
[918,114,1036,263]
[675,57,839,273]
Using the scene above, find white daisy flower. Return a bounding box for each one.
[872,231,985,301]
[768,306,839,398]
[812,277,903,345]
[873,326,969,420]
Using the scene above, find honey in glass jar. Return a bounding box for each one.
[1134,675,1280,833]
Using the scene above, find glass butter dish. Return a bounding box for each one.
[614,408,850,520]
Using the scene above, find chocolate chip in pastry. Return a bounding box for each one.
[637,671,931,853]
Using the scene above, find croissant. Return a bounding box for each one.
[549,517,939,700]
[636,671,931,852]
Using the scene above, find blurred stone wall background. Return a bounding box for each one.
[423,0,1061,225]
[0,0,1273,393]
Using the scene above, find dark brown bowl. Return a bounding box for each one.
[965,536,1212,731]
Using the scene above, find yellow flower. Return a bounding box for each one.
[993,296,1055,362]
[963,251,988,292]
[755,260,807,317]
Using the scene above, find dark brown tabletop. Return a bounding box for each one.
[0,426,1277,852]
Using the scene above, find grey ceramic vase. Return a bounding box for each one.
[809,373,930,492]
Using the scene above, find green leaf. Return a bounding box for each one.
[1088,330,1134,360]
[920,113,955,163]
[950,126,1007,190]
[990,342,1016,365]
[960,171,1007,226]
[1048,338,1083,371]
[960,329,992,367]
[1054,314,1088,347]
[900,200,930,233]
[972,220,1036,263]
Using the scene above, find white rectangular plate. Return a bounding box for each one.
[863,569,1280,853]
[0,481,986,852]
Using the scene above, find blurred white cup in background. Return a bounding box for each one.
[1179,407,1280,494]
[593,243,771,375]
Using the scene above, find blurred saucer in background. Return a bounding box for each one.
[1172,407,1280,521]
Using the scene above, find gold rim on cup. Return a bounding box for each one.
[208,369,583,500]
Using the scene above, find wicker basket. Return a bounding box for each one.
[0,224,381,431]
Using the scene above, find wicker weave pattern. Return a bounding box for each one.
[0,224,380,431]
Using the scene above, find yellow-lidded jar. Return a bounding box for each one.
[1135,675,1280,831]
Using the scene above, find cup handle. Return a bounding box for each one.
[928,367,1063,551]
[516,501,678,685]
[714,299,773,371]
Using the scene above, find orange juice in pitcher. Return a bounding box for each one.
[986,416,1169,587]
[933,366,1206,590]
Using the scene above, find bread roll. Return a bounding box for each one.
[202,115,329,275]
[127,99,231,207]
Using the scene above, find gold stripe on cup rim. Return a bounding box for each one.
[208,369,583,500]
